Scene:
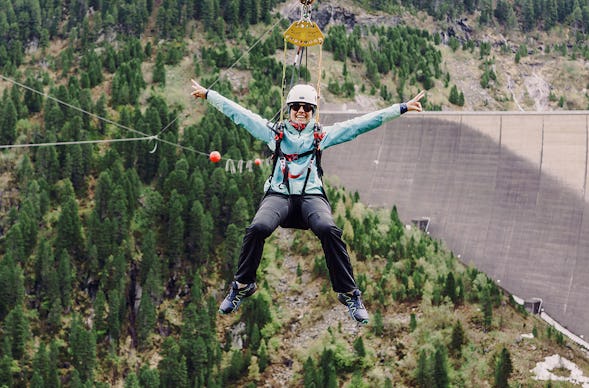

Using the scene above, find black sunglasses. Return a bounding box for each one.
[289,103,315,113]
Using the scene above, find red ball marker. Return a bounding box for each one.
[254,158,262,166]
[209,151,221,163]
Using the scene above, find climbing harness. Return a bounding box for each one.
[265,121,324,195]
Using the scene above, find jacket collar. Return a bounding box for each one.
[286,119,315,134]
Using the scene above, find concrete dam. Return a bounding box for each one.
[320,110,589,341]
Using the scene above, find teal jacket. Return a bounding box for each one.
[206,90,405,195]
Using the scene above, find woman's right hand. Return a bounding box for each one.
[191,79,208,99]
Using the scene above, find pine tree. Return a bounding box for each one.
[444,272,457,304]
[166,190,186,262]
[258,339,269,373]
[522,0,536,31]
[0,252,25,320]
[33,342,50,385]
[5,305,30,360]
[319,349,338,388]
[57,250,74,311]
[415,349,430,388]
[69,143,87,194]
[0,97,17,144]
[47,340,61,388]
[35,143,60,185]
[410,313,417,332]
[372,309,384,335]
[17,200,39,257]
[139,230,159,285]
[55,187,84,258]
[481,286,493,331]
[69,315,97,382]
[432,345,449,388]
[449,320,466,358]
[137,290,156,347]
[93,288,108,338]
[125,372,141,388]
[188,200,213,264]
[353,336,366,358]
[223,224,242,279]
[153,50,166,86]
[111,186,130,245]
[159,337,189,387]
[139,365,160,387]
[24,75,43,113]
[0,354,14,387]
[493,347,513,388]
[30,371,44,388]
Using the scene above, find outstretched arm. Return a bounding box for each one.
[321,90,426,149]
[190,79,274,144]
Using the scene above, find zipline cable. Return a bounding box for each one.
[0,74,212,156]
[0,136,156,150]
[0,74,150,139]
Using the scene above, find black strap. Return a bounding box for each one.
[266,122,285,195]
[301,123,323,194]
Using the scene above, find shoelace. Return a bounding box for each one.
[229,286,251,308]
[342,294,364,312]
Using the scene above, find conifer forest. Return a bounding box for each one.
[0,0,589,386]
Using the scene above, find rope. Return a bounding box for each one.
[280,39,288,123]
[316,44,323,124]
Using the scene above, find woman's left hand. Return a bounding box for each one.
[407,90,425,112]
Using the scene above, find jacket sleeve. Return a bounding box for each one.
[206,90,275,144]
[320,103,403,150]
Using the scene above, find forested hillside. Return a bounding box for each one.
[0,0,589,386]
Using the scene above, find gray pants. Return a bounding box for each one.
[234,192,357,293]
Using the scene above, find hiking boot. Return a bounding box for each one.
[219,281,257,314]
[337,289,369,324]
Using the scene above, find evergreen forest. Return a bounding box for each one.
[0,0,588,386]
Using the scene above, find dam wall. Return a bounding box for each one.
[320,111,589,340]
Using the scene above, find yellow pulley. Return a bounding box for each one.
[283,0,324,47]
[284,20,324,47]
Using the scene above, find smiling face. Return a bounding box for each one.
[289,102,315,126]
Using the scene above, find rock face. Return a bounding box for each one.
[281,3,401,31]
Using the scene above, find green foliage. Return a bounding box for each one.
[448,85,465,106]
[303,356,318,387]
[410,313,417,332]
[69,315,97,382]
[449,320,466,358]
[159,337,189,387]
[493,347,513,388]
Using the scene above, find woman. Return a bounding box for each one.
[192,80,424,323]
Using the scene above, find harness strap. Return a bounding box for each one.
[267,123,324,195]
[301,123,324,193]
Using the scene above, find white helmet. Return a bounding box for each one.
[286,84,318,106]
